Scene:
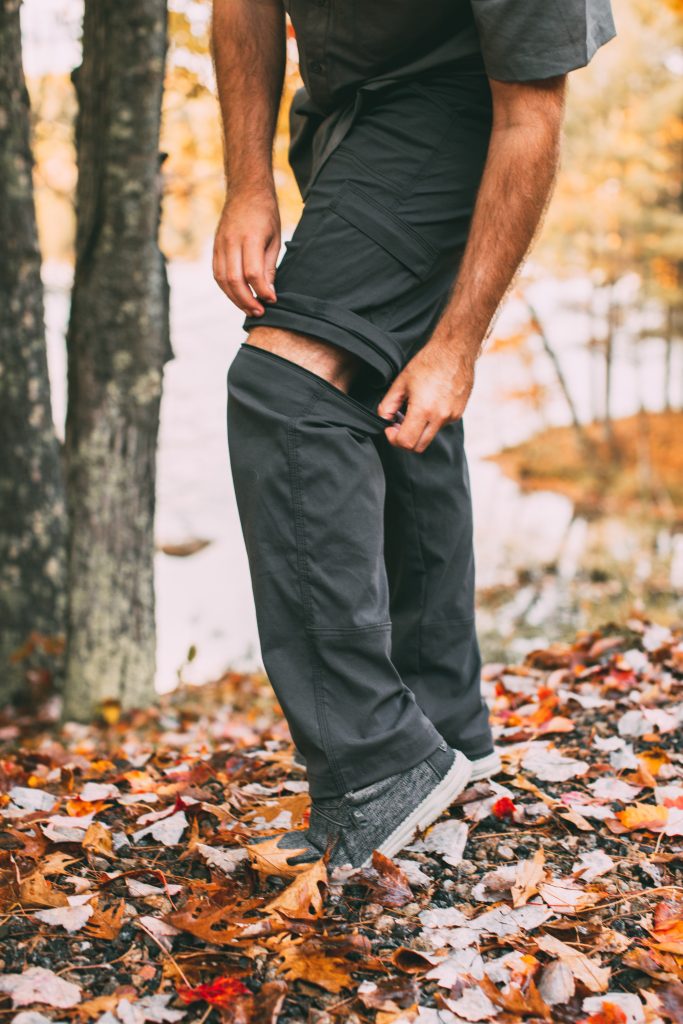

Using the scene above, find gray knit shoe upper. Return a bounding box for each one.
[307,742,472,869]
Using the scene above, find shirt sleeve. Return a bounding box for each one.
[470,0,616,81]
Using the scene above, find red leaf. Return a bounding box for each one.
[492,797,517,820]
[177,976,250,1007]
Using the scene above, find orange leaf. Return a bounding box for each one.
[277,937,356,993]
[83,822,114,858]
[66,799,110,817]
[616,803,668,831]
[245,835,317,879]
[266,859,327,920]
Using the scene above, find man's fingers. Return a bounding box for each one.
[244,236,277,304]
[225,244,264,316]
[264,235,280,300]
[414,419,441,453]
[377,376,407,420]
[389,405,430,450]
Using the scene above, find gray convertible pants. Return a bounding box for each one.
[228,65,494,799]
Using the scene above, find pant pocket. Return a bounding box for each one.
[275,181,439,322]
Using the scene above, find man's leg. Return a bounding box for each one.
[227,327,445,801]
[378,420,496,763]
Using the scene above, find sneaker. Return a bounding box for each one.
[306,743,471,869]
[469,748,502,782]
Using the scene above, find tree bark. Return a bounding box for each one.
[0,0,67,702]
[63,0,171,720]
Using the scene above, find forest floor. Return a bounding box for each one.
[1,619,682,1024]
[491,411,683,519]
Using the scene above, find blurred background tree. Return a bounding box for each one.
[0,0,66,704]
[63,0,171,720]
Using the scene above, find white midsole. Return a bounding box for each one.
[367,750,473,866]
[469,749,502,782]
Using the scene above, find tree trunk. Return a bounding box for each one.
[525,301,595,461]
[63,0,171,721]
[0,0,67,702]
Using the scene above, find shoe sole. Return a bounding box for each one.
[469,749,502,782]
[364,750,473,867]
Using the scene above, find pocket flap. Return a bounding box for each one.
[329,181,438,281]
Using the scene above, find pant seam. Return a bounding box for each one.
[404,466,429,686]
[307,621,391,636]
[286,407,348,795]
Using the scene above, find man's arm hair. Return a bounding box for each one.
[436,75,566,355]
[378,75,566,451]
[211,0,285,314]
[211,0,286,192]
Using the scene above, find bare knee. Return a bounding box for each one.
[246,327,359,393]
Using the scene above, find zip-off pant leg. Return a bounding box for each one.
[377,421,494,758]
[227,344,443,800]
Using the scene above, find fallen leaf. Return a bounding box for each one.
[133,809,188,847]
[406,819,468,866]
[539,876,601,914]
[357,977,419,1012]
[177,977,250,1007]
[277,937,356,993]
[537,960,575,1005]
[34,903,93,932]
[245,834,316,878]
[512,849,546,908]
[581,993,643,1024]
[616,803,668,832]
[82,821,114,857]
[195,843,248,875]
[0,967,81,1008]
[535,933,610,993]
[522,744,589,782]
[572,850,615,881]
[266,858,327,919]
[350,851,413,908]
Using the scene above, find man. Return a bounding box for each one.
[213,0,615,869]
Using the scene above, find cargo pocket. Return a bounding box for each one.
[276,180,439,318]
[329,181,439,282]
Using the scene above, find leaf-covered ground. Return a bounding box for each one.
[1,618,682,1024]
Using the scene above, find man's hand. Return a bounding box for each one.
[377,339,475,453]
[378,74,566,454]
[213,186,281,317]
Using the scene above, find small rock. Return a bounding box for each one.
[498,845,515,860]
[459,860,477,875]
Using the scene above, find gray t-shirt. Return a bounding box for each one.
[285,0,616,196]
[286,0,616,113]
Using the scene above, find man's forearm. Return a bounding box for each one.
[211,0,285,193]
[432,77,566,360]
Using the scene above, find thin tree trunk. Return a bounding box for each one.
[63,0,171,721]
[0,0,66,702]
[525,300,595,460]
[603,287,619,457]
[664,306,674,412]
